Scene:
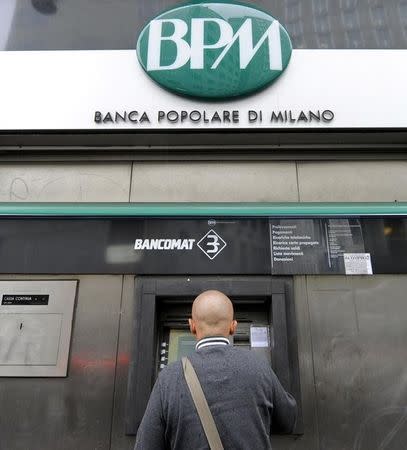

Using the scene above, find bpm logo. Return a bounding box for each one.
[136,2,292,98]
[145,19,283,71]
[197,230,227,260]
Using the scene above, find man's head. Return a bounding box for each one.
[188,290,238,340]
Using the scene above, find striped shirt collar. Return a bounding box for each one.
[196,336,230,351]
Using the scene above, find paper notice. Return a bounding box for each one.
[344,253,373,275]
[250,326,270,348]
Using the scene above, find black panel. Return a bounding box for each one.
[0,217,407,275]
[362,218,407,273]
[1,294,49,306]
[0,218,270,275]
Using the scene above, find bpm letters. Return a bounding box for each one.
[146,18,283,71]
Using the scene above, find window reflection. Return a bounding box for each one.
[32,0,57,15]
[0,0,16,50]
[1,0,407,50]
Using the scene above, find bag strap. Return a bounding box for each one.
[182,357,224,450]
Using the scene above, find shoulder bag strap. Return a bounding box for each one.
[182,357,224,450]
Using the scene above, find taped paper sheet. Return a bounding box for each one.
[344,253,373,275]
[250,326,270,348]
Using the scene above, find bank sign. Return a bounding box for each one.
[136,1,292,98]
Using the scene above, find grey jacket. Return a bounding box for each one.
[135,344,297,450]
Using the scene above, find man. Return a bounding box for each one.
[135,290,297,449]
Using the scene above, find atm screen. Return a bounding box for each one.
[159,324,271,374]
[157,297,272,374]
[167,329,196,363]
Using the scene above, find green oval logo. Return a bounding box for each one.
[136,1,292,98]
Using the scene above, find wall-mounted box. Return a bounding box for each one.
[0,280,77,377]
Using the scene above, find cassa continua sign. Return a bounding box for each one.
[136,1,292,98]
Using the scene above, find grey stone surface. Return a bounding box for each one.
[298,161,407,201]
[0,163,131,202]
[131,162,298,202]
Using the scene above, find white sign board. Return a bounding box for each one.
[0,50,406,130]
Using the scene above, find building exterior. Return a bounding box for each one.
[0,1,407,450]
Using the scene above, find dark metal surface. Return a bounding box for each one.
[111,275,137,450]
[0,272,406,450]
[1,0,407,50]
[1,130,407,160]
[0,274,123,450]
[271,276,320,450]
[307,275,407,450]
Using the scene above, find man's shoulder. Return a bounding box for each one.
[228,346,272,370]
[156,360,183,385]
[159,347,272,377]
[193,345,272,375]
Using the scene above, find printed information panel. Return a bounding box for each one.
[270,219,368,274]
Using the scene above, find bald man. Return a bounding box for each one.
[135,290,297,450]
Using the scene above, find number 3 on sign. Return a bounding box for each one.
[206,234,220,254]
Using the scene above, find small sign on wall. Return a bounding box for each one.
[250,326,270,348]
[343,253,373,275]
[2,295,49,306]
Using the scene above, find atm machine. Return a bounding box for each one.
[125,276,302,435]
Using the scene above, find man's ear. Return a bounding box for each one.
[189,318,196,335]
[229,320,238,336]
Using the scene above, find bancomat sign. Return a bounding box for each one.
[134,228,227,260]
[197,229,227,259]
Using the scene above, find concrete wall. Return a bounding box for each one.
[0,163,131,202]
[1,160,406,203]
[297,161,407,202]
